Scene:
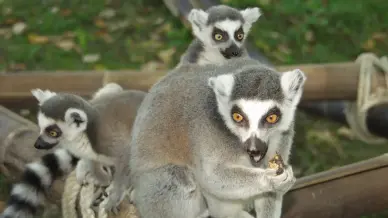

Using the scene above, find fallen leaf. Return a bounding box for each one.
[28,33,49,44]
[99,8,116,19]
[158,47,176,64]
[0,28,12,38]
[107,20,130,32]
[4,18,18,25]
[305,30,315,42]
[94,18,106,28]
[95,30,114,43]
[362,39,375,50]
[141,61,167,72]
[63,31,76,38]
[372,32,387,41]
[55,39,75,51]
[82,54,100,63]
[94,64,106,70]
[337,126,355,140]
[12,22,27,35]
[50,7,59,14]
[60,9,72,16]
[9,63,26,71]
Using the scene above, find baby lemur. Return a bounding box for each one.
[179,5,261,66]
[0,84,146,218]
[101,57,305,218]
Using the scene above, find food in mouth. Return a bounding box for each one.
[268,152,285,175]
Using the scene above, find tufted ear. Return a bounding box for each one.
[64,108,88,131]
[240,7,261,25]
[280,69,306,105]
[208,74,235,98]
[188,8,209,30]
[31,89,57,105]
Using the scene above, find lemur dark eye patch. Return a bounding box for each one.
[234,27,244,41]
[260,106,282,127]
[212,27,229,42]
[45,124,62,138]
[231,105,249,128]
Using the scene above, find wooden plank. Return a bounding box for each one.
[0,62,366,107]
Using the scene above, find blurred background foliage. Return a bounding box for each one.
[0,0,388,217]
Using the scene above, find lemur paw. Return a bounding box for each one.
[93,183,126,214]
[267,166,296,194]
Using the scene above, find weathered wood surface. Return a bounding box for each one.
[1,105,388,217]
[1,61,384,109]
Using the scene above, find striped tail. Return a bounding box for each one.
[0,148,79,218]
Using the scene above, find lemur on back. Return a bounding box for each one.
[179,4,261,66]
[0,83,146,218]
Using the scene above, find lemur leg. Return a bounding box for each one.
[133,164,208,218]
[203,192,254,218]
[254,193,282,218]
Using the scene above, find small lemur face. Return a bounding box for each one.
[208,68,306,161]
[31,89,88,150]
[188,5,261,59]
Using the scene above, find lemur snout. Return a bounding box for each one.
[34,136,57,150]
[221,43,242,59]
[246,137,268,163]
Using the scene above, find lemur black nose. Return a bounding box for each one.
[34,136,57,150]
[232,51,240,56]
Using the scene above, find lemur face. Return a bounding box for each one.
[208,67,306,162]
[188,5,261,59]
[31,89,89,150]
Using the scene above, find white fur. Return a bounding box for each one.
[280,69,306,106]
[2,206,33,218]
[240,7,261,32]
[31,89,57,105]
[208,74,235,97]
[54,148,74,173]
[92,83,123,99]
[37,112,56,134]
[26,162,52,187]
[11,183,45,206]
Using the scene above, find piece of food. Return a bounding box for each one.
[268,152,285,175]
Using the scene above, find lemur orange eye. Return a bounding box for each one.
[266,114,279,124]
[232,113,244,122]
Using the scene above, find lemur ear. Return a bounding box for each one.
[240,7,261,25]
[64,108,88,130]
[31,89,57,105]
[188,8,209,29]
[208,74,234,98]
[280,69,306,105]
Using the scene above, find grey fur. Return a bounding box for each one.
[102,57,306,218]
[206,5,244,25]
[230,67,284,102]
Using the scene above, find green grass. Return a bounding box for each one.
[1,0,388,217]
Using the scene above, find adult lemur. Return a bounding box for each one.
[101,57,305,218]
[178,5,261,66]
[0,84,146,218]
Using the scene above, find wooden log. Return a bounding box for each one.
[0,62,384,109]
[283,153,388,218]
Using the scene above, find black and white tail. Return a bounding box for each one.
[0,148,79,218]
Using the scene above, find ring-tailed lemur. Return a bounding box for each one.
[178,5,261,66]
[101,57,305,218]
[0,84,146,218]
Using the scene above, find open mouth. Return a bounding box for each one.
[247,149,266,163]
